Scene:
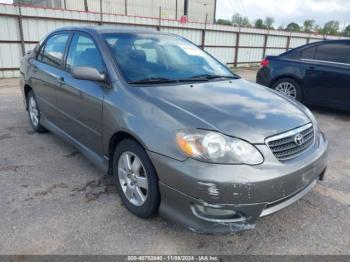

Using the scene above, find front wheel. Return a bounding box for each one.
[272,78,302,102]
[113,139,160,218]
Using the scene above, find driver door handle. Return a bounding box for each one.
[56,76,65,85]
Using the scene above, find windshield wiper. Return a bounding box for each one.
[128,77,177,84]
[178,74,238,82]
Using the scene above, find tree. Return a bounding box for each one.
[231,13,250,26]
[255,18,266,29]
[264,16,274,29]
[322,20,340,35]
[314,25,321,34]
[303,19,315,33]
[216,19,232,26]
[343,25,350,37]
[286,22,301,32]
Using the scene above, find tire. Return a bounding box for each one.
[113,139,160,218]
[26,90,47,133]
[272,77,303,102]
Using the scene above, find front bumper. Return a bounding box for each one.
[148,132,328,234]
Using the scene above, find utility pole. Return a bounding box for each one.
[99,0,103,25]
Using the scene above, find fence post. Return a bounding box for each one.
[125,0,128,15]
[17,0,25,56]
[157,6,161,31]
[201,12,208,49]
[262,34,268,59]
[175,0,178,20]
[234,31,240,67]
[286,33,291,51]
[99,0,103,25]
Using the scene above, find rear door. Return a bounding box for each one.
[55,32,106,155]
[30,32,71,123]
[302,42,350,108]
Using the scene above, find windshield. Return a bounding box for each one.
[103,32,236,84]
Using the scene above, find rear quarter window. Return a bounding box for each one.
[315,43,350,64]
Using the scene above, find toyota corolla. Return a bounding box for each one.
[20,27,328,234]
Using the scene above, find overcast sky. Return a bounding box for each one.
[216,0,350,28]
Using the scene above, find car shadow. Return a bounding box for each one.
[308,105,350,121]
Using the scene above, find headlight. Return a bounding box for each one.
[176,129,263,165]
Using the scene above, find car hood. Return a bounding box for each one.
[137,79,310,143]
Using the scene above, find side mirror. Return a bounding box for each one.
[72,66,106,82]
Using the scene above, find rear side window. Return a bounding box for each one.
[300,47,316,59]
[38,33,69,67]
[66,34,105,73]
[315,43,350,64]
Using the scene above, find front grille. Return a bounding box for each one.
[266,123,314,161]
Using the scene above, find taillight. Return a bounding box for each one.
[260,58,269,68]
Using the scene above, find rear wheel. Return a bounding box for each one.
[27,90,47,133]
[272,78,302,101]
[113,139,160,218]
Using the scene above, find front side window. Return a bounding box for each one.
[38,33,69,67]
[103,33,234,83]
[315,43,350,64]
[66,34,105,73]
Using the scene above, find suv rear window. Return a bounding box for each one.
[315,43,350,64]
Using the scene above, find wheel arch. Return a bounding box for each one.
[271,75,302,88]
[107,130,149,174]
[24,84,33,109]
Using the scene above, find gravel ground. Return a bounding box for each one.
[0,71,349,255]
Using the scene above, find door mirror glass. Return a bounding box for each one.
[72,66,106,82]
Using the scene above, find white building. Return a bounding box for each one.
[15,0,216,23]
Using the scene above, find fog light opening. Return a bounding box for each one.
[191,203,246,223]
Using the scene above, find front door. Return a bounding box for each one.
[55,32,107,155]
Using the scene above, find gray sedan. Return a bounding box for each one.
[20,27,328,234]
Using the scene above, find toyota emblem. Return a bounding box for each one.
[294,133,304,146]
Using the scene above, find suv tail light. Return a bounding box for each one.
[260,58,269,68]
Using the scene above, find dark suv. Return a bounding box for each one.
[257,40,350,110]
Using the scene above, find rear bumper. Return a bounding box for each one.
[149,132,328,234]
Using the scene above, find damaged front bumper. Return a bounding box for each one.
[148,132,328,234]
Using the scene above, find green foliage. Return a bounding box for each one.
[344,25,350,37]
[216,19,232,26]
[303,19,315,33]
[264,17,274,29]
[321,20,340,35]
[231,13,250,26]
[254,18,266,29]
[286,22,301,32]
[218,13,345,36]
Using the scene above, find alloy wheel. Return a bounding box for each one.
[118,151,149,206]
[275,82,297,99]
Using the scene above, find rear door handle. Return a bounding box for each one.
[32,65,38,73]
[308,66,315,70]
[56,76,65,85]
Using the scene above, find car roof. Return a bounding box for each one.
[51,26,172,36]
[280,39,350,57]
